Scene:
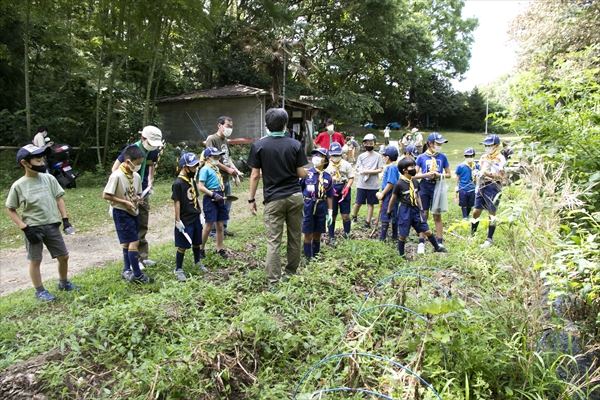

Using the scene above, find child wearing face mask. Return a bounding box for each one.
[454,148,479,220]
[414,132,451,254]
[6,144,78,301]
[301,148,335,259]
[352,133,384,228]
[326,142,354,243]
[197,147,229,260]
[376,146,400,241]
[171,152,207,282]
[387,158,447,259]
[104,145,153,283]
[472,134,507,248]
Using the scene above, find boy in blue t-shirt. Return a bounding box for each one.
[376,146,400,241]
[414,132,451,254]
[454,148,479,220]
[197,147,229,260]
[172,152,207,282]
[301,148,334,259]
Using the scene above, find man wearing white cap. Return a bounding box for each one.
[112,125,163,268]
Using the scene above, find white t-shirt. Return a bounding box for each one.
[355,151,384,190]
[32,132,46,148]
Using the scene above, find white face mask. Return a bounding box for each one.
[433,144,442,153]
[223,127,233,137]
[312,156,323,167]
[210,157,220,165]
[129,161,141,172]
[142,141,157,151]
[327,125,334,133]
[331,156,342,163]
[485,146,494,154]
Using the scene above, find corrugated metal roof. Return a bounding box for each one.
[156,84,268,103]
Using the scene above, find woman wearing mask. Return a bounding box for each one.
[414,132,451,254]
[314,118,345,150]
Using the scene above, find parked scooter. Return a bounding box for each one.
[47,143,79,188]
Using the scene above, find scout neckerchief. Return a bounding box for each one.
[133,140,148,182]
[424,148,438,173]
[178,171,200,210]
[267,130,286,138]
[329,158,343,182]
[209,160,225,191]
[119,164,137,204]
[400,175,417,206]
[480,146,503,183]
[465,159,476,182]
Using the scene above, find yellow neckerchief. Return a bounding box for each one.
[424,148,438,173]
[481,146,502,163]
[464,159,476,182]
[119,163,136,201]
[399,175,417,206]
[315,167,327,199]
[209,160,224,191]
[329,158,343,182]
[178,172,200,210]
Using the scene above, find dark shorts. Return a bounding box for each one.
[475,183,502,213]
[302,199,327,233]
[458,189,475,208]
[25,223,69,261]
[332,184,351,215]
[396,204,430,237]
[355,188,378,205]
[203,191,229,223]
[380,192,398,223]
[419,180,436,211]
[112,208,139,244]
[174,216,203,249]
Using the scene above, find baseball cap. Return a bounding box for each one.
[383,146,399,161]
[140,125,163,147]
[329,142,343,156]
[179,152,200,168]
[481,134,501,146]
[311,147,329,158]
[203,147,224,158]
[16,144,48,164]
[463,147,476,156]
[411,127,419,133]
[427,132,448,144]
[362,133,376,142]
[405,144,418,157]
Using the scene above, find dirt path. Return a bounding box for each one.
[0,190,258,296]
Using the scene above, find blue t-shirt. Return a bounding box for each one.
[415,152,450,182]
[198,166,222,191]
[455,162,478,192]
[301,168,334,200]
[116,144,159,190]
[381,163,400,190]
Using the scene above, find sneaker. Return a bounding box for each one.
[435,245,448,253]
[174,269,187,282]
[121,270,133,281]
[196,261,209,273]
[328,237,336,247]
[364,222,371,229]
[142,259,157,267]
[352,215,358,223]
[138,261,146,271]
[128,272,154,284]
[417,243,425,254]
[480,239,493,249]
[199,249,206,259]
[35,289,56,302]
[224,230,235,237]
[58,280,79,291]
[341,232,350,239]
[217,249,228,259]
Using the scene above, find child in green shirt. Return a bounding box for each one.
[5,145,78,301]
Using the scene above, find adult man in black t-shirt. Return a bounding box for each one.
[247,108,308,284]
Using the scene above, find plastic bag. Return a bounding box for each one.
[431,176,448,214]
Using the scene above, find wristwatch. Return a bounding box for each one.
[248,198,256,204]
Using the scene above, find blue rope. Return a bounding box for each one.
[309,386,395,399]
[292,352,442,400]
[356,304,429,323]
[358,272,449,313]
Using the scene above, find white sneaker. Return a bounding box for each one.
[480,239,493,249]
[417,243,425,254]
[138,261,145,271]
[142,259,157,267]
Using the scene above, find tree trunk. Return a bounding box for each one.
[23,0,32,138]
[94,46,104,166]
[142,18,164,126]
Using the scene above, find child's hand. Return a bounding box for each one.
[175,220,185,233]
[123,200,136,212]
[376,191,384,200]
[22,226,43,244]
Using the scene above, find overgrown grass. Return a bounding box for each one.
[1,174,598,399]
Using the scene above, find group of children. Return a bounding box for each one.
[6,129,506,300]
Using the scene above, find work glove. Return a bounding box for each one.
[212,192,224,203]
[341,185,350,199]
[22,226,43,244]
[175,220,186,233]
[326,209,333,227]
[62,218,75,235]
